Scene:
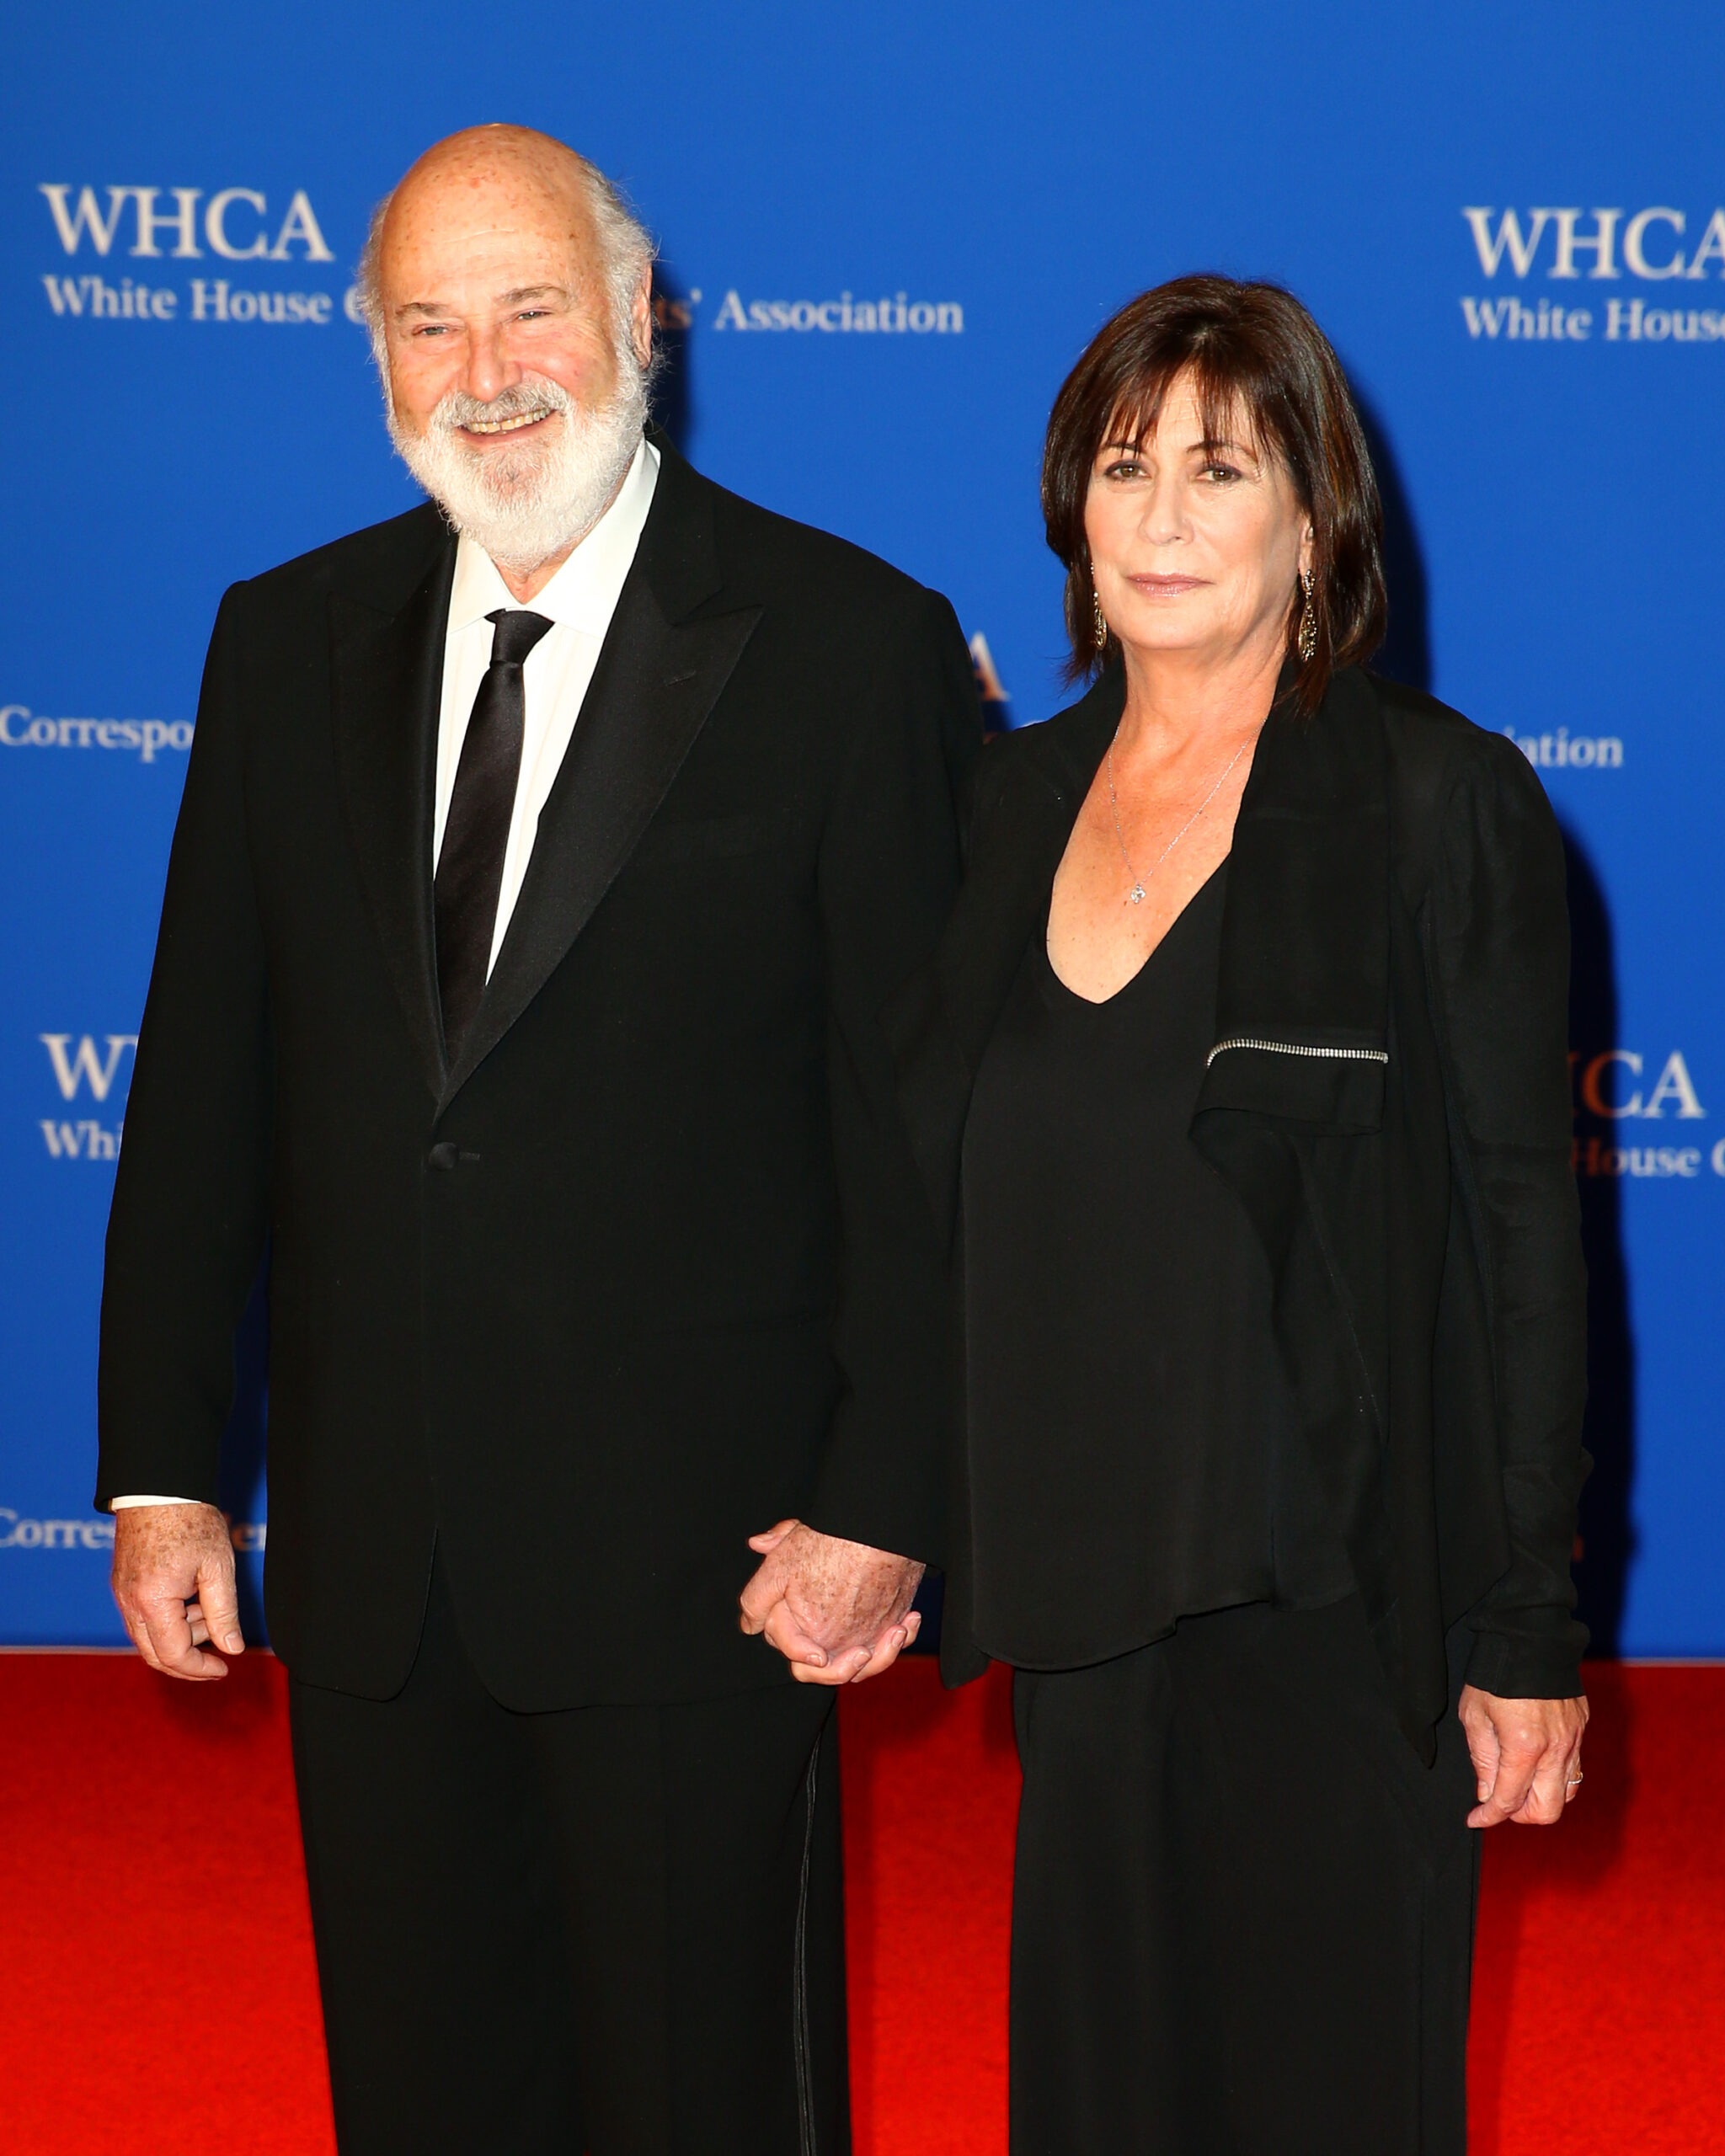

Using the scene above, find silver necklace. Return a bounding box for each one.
[1105,732,1248,905]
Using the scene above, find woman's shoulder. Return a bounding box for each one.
[1359,671,1562,905]
[1366,670,1535,785]
[1364,670,1551,828]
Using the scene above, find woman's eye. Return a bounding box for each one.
[1203,462,1242,483]
[1103,458,1142,481]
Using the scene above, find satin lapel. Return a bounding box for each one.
[329,541,455,1104]
[441,565,761,1108]
[1195,668,1391,1132]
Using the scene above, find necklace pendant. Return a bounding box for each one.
[1128,882,1146,905]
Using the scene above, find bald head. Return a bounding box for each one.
[395,122,591,201]
[382,128,602,301]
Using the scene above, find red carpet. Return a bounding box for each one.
[0,1653,1719,2153]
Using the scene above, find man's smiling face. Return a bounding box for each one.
[371,128,654,576]
[379,145,626,473]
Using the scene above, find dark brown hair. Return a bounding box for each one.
[1042,275,1386,712]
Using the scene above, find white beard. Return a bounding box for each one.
[388,362,647,574]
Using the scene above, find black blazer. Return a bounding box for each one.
[889,663,1589,1757]
[97,433,980,1708]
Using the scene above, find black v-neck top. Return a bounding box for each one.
[960,862,1352,1670]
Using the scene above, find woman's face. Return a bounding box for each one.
[1083,370,1313,675]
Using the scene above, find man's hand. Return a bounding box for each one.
[1459,1684,1589,1828]
[111,1502,244,1681]
[739,1519,925,1686]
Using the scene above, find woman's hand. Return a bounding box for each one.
[1459,1684,1589,1828]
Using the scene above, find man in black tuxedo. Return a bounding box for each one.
[99,125,977,2155]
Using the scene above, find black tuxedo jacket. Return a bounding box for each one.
[97,434,980,1708]
[889,663,1589,1756]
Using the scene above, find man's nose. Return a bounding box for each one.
[463,320,522,405]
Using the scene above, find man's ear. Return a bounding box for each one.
[630,268,654,371]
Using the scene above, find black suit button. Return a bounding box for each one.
[427,1141,459,1172]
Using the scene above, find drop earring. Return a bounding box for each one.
[1092,588,1108,651]
[1297,569,1318,664]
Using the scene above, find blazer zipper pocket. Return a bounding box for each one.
[1205,1037,1390,1070]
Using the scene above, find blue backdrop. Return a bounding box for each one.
[3,1,1718,1655]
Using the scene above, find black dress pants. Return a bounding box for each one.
[286,1557,847,2156]
[1009,1597,1479,2156]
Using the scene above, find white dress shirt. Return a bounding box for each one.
[435,437,659,972]
[113,438,660,1513]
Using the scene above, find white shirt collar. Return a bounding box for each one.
[446,436,660,639]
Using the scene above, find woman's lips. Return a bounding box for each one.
[1127,574,1206,594]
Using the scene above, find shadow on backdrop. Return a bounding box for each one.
[1355,391,1431,695]
[650,266,697,451]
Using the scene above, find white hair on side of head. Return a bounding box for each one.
[354,150,660,391]
[355,190,395,371]
[581,159,660,388]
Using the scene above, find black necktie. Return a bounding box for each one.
[435,607,553,1061]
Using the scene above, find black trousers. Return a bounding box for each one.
[1009,1597,1480,2156]
[287,1558,847,2156]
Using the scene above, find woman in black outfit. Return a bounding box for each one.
[889,277,1590,2153]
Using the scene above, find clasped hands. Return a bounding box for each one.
[739,1519,925,1685]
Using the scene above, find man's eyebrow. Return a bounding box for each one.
[392,286,573,322]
